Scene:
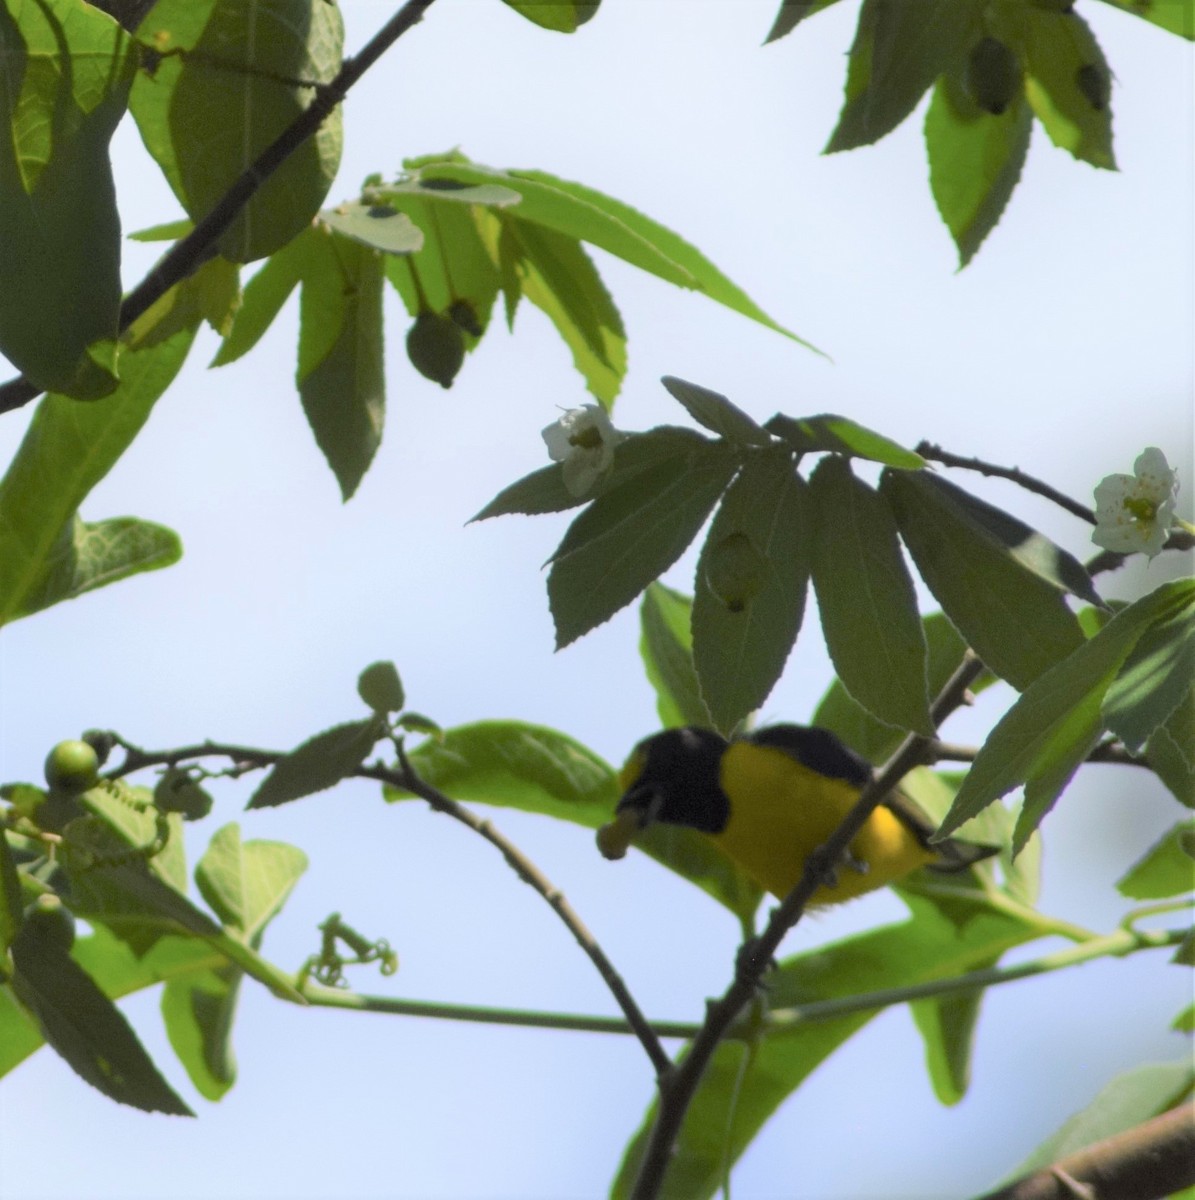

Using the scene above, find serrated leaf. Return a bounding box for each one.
[129,0,344,262]
[660,377,772,447]
[692,450,810,733]
[825,0,983,154]
[940,580,1194,849]
[248,718,385,809]
[639,584,712,729]
[548,445,739,648]
[765,0,846,43]
[1147,689,1195,808]
[194,824,308,939]
[0,0,132,398]
[298,239,385,500]
[0,326,195,628]
[318,202,422,255]
[358,661,405,714]
[1093,0,1194,38]
[1116,821,1195,900]
[9,921,193,1115]
[388,721,759,921]
[1103,600,1195,751]
[881,469,1085,691]
[765,413,925,468]
[809,457,932,735]
[925,70,1033,267]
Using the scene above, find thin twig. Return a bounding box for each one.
[0,0,439,417]
[928,738,1150,770]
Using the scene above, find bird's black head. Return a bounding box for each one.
[616,726,731,834]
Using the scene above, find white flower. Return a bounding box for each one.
[542,404,624,497]
[1092,447,1180,559]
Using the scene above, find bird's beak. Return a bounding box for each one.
[596,786,664,861]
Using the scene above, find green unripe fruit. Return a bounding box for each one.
[1076,63,1110,111]
[704,532,767,614]
[154,768,213,821]
[448,299,483,338]
[406,311,465,389]
[44,740,100,795]
[23,895,76,951]
[966,37,1022,116]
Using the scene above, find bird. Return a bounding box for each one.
[597,724,997,906]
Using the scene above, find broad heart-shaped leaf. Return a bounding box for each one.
[611,895,1039,1200]
[9,920,193,1115]
[0,0,131,398]
[1147,688,1195,808]
[549,443,740,648]
[1009,6,1115,169]
[318,202,422,255]
[386,721,761,923]
[1116,820,1195,901]
[825,0,983,154]
[765,413,925,468]
[639,584,712,729]
[1102,599,1195,752]
[1094,0,1194,39]
[809,457,932,736]
[940,580,1194,851]
[247,717,386,809]
[160,961,240,1102]
[298,239,385,500]
[498,0,599,31]
[881,469,1084,691]
[129,0,343,263]
[0,325,196,628]
[765,0,847,44]
[925,69,1033,268]
[692,450,810,734]
[660,377,772,447]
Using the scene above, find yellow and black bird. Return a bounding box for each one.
[598,724,996,906]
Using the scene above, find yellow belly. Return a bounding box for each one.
[713,742,934,905]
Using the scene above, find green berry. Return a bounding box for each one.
[23,895,76,951]
[406,312,465,389]
[966,38,1022,116]
[44,740,100,795]
[154,769,213,821]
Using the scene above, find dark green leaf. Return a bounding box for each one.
[248,718,385,809]
[825,0,983,153]
[692,450,810,733]
[0,0,132,397]
[358,661,406,714]
[660,377,772,447]
[809,457,932,735]
[10,921,193,1115]
[0,833,22,954]
[1116,821,1195,900]
[297,239,385,500]
[1147,689,1195,808]
[548,445,739,648]
[765,413,925,468]
[639,584,711,729]
[881,469,1085,690]
[925,69,1033,267]
[318,202,423,255]
[0,326,195,627]
[129,0,344,262]
[1093,0,1193,39]
[765,0,846,43]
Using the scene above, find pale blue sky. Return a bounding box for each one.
[0,2,1192,1197]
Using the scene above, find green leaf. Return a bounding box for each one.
[247,718,385,809]
[765,413,925,468]
[825,0,982,153]
[318,202,422,255]
[1148,689,1195,808]
[0,0,132,397]
[940,580,1194,850]
[765,0,846,43]
[0,832,23,954]
[126,254,241,347]
[660,377,772,447]
[639,584,711,729]
[1103,600,1195,752]
[809,457,933,735]
[548,444,739,648]
[881,469,1085,690]
[612,895,1038,1199]
[1004,1060,1195,1180]
[1116,821,1195,900]
[129,0,344,262]
[9,920,193,1115]
[194,824,308,939]
[0,326,196,627]
[497,0,599,31]
[692,450,810,734]
[925,69,1033,267]
[1093,0,1194,39]
[160,962,240,1101]
[388,721,760,922]
[297,238,385,500]
[358,661,405,714]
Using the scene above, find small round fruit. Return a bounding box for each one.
[448,299,483,338]
[23,895,76,951]
[44,739,100,795]
[966,37,1022,116]
[406,311,466,389]
[154,769,213,821]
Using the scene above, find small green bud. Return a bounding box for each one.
[154,768,213,821]
[406,312,466,389]
[44,740,100,796]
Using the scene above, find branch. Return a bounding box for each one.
[928,738,1151,770]
[0,0,440,417]
[972,1105,1195,1200]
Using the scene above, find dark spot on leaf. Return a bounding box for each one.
[419,178,469,192]
[1076,64,1110,111]
[367,204,398,219]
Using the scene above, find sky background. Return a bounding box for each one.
[1,1,1193,1197]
